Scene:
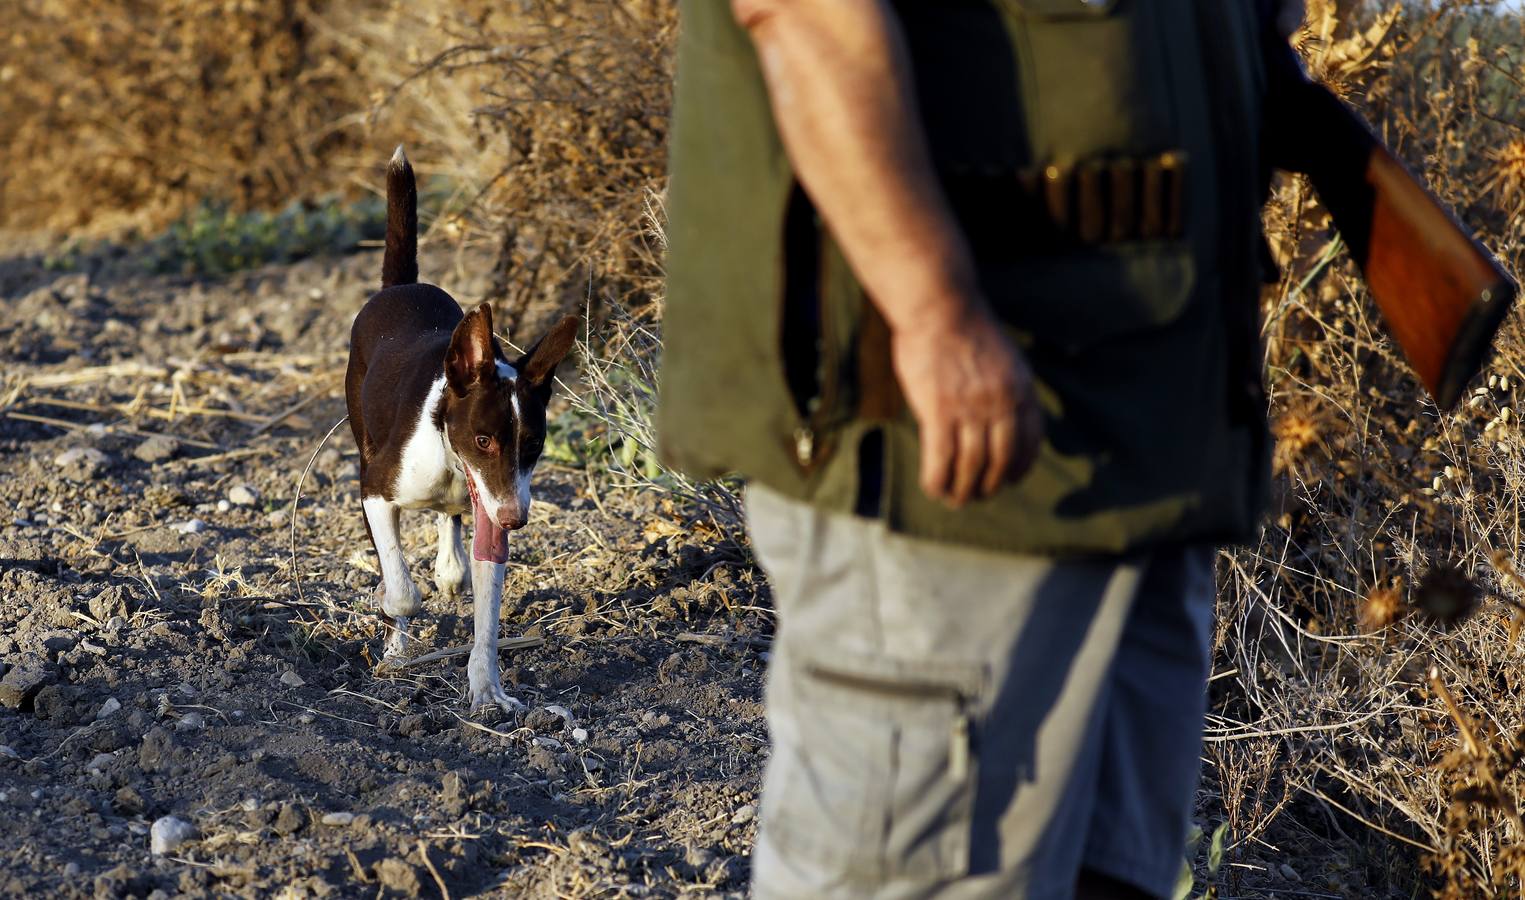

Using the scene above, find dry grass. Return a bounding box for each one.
[1210,3,1525,895]
[1,0,389,236]
[364,0,676,329]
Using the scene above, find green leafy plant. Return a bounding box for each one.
[139,195,387,277]
[1174,821,1228,900]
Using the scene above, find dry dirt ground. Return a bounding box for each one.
[0,244,768,898]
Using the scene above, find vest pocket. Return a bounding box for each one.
[1001,0,1183,160]
[765,649,987,881]
[982,243,1197,351]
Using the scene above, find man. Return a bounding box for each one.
[658,0,1277,897]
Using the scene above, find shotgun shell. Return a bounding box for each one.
[1108,159,1138,242]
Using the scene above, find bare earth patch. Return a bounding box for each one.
[0,245,766,898]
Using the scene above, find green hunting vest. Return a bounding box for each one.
[658,0,1272,556]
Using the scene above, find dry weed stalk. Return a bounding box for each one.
[1214,3,1525,894]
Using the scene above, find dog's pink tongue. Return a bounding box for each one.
[471,493,509,563]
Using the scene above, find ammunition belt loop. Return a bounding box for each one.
[1041,151,1187,244]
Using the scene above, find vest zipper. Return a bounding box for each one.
[801,234,844,472]
[794,425,815,467]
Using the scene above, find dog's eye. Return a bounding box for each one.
[474,435,494,452]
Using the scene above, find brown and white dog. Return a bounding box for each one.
[345,146,578,712]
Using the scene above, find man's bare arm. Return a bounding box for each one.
[734,0,1043,505]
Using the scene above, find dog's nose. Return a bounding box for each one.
[497,507,528,531]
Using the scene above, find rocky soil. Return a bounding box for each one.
[0,244,767,898]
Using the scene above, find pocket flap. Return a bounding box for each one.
[1001,0,1120,18]
[804,650,988,701]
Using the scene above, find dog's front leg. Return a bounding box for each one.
[363,497,422,660]
[433,513,470,602]
[467,557,520,714]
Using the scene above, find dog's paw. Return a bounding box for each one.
[467,648,522,715]
[434,575,469,605]
[469,683,524,716]
[381,615,411,662]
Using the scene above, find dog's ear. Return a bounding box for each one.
[519,314,581,388]
[518,315,576,390]
[446,303,496,395]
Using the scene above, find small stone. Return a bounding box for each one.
[149,816,197,855]
[88,588,130,631]
[132,435,179,464]
[175,712,205,732]
[524,707,561,733]
[228,485,259,507]
[96,697,122,720]
[1279,863,1301,882]
[279,670,306,688]
[320,811,354,827]
[730,804,757,826]
[571,727,588,744]
[375,859,421,896]
[62,861,80,879]
[526,743,563,779]
[0,655,57,709]
[0,746,19,760]
[114,786,146,815]
[172,519,206,535]
[138,727,177,773]
[441,772,468,817]
[41,633,76,655]
[54,447,109,482]
[545,704,576,727]
[216,500,231,513]
[273,803,305,835]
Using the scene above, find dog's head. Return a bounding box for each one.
[442,304,579,539]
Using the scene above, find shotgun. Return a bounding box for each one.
[1261,35,1517,410]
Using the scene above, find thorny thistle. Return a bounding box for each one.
[1485,138,1525,211]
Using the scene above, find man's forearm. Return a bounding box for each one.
[734,0,981,331]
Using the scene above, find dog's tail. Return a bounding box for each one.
[382,145,418,288]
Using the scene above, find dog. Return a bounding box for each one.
[345,146,578,713]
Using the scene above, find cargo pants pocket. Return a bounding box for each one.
[762,647,988,883]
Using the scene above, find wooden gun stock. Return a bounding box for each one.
[1263,38,1516,410]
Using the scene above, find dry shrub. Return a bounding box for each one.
[367,0,677,331]
[1213,3,1525,895]
[1,0,391,237]
[3,0,675,321]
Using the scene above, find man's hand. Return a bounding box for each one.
[736,0,1043,504]
[892,303,1042,506]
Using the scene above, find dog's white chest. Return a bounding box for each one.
[392,377,469,513]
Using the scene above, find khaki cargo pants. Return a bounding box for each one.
[745,485,1216,900]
